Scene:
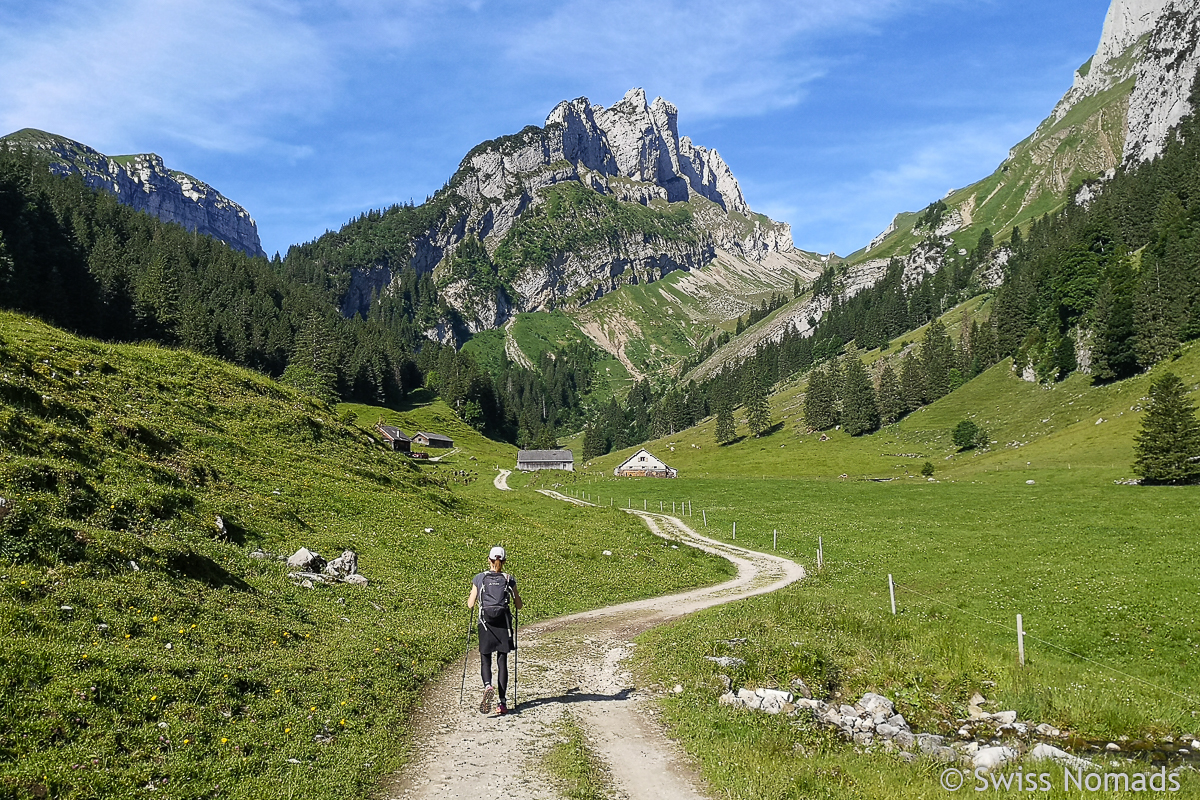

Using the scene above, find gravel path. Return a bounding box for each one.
[378,491,805,800]
[493,469,512,491]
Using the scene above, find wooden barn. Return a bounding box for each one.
[613,448,677,478]
[413,431,454,448]
[375,423,411,452]
[516,449,575,472]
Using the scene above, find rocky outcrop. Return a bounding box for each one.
[1050,0,1200,165]
[0,129,266,258]
[1124,0,1200,163]
[403,89,796,333]
[509,233,714,312]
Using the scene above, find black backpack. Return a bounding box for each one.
[478,572,511,626]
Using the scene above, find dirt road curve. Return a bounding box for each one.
[379,491,805,800]
[493,469,512,491]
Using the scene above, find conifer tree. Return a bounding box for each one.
[921,320,954,402]
[714,401,736,444]
[877,362,905,424]
[841,357,880,436]
[899,351,924,412]
[1134,372,1200,484]
[745,367,771,436]
[803,366,838,430]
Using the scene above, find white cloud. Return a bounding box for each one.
[501,0,909,118]
[0,0,334,154]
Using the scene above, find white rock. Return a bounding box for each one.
[991,710,1018,725]
[1027,743,1099,771]
[602,550,612,556]
[887,713,907,729]
[973,746,1018,772]
[343,574,369,586]
[876,724,900,738]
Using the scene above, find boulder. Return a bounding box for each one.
[991,710,1018,725]
[894,731,916,750]
[287,548,326,572]
[973,746,1018,772]
[343,574,369,587]
[859,693,895,717]
[876,724,900,738]
[916,734,946,754]
[324,550,358,579]
[887,713,907,729]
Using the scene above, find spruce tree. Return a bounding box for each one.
[803,366,838,430]
[899,351,924,412]
[1134,372,1200,484]
[877,362,905,424]
[841,357,880,436]
[745,368,772,436]
[714,401,736,444]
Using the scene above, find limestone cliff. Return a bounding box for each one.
[0,129,265,258]
[352,89,798,337]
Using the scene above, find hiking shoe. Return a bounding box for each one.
[479,685,494,715]
[497,701,507,716]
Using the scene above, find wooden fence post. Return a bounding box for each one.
[1017,614,1026,666]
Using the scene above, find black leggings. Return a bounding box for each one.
[481,651,509,699]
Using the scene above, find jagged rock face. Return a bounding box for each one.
[413,89,793,337]
[1051,0,1199,165]
[1124,0,1200,163]
[510,234,714,313]
[452,89,767,252]
[1053,0,1170,123]
[0,129,266,258]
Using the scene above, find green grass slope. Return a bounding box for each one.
[0,312,733,799]
[562,323,1200,797]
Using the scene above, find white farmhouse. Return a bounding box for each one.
[613,448,677,478]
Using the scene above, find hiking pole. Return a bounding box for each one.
[512,608,519,708]
[459,605,474,704]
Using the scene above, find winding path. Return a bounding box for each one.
[379,491,805,800]
[493,469,512,491]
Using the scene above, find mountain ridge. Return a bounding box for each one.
[0,128,266,258]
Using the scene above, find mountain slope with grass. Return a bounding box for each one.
[857,0,1200,266]
[0,311,733,799]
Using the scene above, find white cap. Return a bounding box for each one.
[488,546,506,561]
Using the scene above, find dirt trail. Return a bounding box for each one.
[379,492,805,800]
[493,469,512,491]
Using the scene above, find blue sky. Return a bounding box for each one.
[0,0,1111,258]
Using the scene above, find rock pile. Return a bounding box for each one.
[717,683,1197,775]
[249,547,369,588]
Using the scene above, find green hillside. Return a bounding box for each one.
[563,321,1200,797]
[0,312,733,799]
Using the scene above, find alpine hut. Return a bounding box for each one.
[375,423,412,453]
[516,449,575,472]
[613,449,677,478]
[413,431,454,449]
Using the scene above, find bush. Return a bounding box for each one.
[921,461,934,477]
[952,420,988,451]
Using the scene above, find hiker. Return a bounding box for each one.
[467,546,522,715]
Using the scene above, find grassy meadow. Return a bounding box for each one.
[0,312,733,800]
[550,342,1200,798]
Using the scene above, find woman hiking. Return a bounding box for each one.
[467,546,522,715]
